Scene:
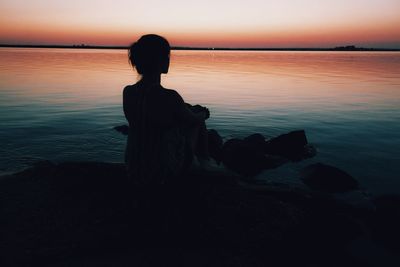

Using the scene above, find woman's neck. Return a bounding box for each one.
[141,74,161,85]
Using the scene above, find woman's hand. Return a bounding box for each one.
[185,103,210,120]
[204,107,210,120]
[193,105,210,120]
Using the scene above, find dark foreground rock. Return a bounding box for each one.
[371,195,400,252]
[0,161,377,266]
[300,163,359,193]
[221,138,268,176]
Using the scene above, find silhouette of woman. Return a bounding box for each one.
[123,34,210,186]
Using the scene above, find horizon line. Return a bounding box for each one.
[1,43,399,52]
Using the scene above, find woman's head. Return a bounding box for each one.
[129,34,170,75]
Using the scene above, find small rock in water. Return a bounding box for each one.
[300,162,359,193]
[265,130,308,160]
[114,125,129,135]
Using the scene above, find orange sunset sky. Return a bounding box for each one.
[1,0,399,48]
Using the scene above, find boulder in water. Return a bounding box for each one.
[264,130,308,160]
[300,163,359,193]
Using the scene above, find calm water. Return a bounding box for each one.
[0,48,399,195]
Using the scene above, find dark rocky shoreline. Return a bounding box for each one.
[1,129,399,266]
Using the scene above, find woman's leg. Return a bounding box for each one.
[195,120,209,159]
[187,120,209,160]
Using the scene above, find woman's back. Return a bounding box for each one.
[124,82,176,128]
[124,82,189,185]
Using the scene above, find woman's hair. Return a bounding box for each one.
[129,34,170,75]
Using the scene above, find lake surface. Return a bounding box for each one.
[0,48,399,195]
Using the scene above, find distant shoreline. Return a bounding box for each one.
[1,44,399,52]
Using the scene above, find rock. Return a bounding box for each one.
[0,161,372,266]
[207,129,223,163]
[114,125,129,135]
[221,133,299,176]
[264,154,288,169]
[300,163,359,193]
[244,133,290,169]
[221,138,266,176]
[264,130,308,160]
[243,133,267,151]
[371,195,400,251]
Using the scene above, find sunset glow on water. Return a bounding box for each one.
[0,48,399,195]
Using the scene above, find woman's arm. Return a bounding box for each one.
[171,91,207,125]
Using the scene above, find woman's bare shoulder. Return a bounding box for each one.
[124,83,140,91]
[123,83,140,97]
